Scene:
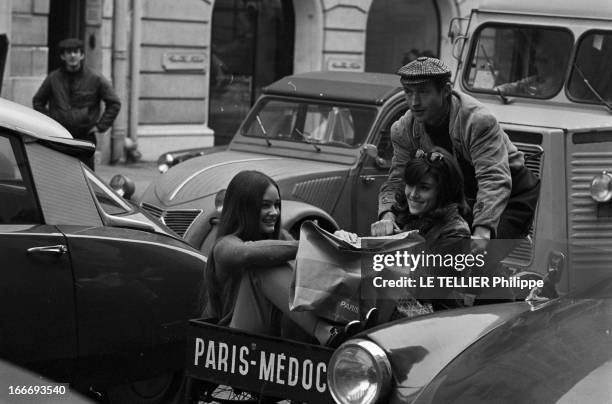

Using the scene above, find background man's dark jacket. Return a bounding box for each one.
[32,65,120,141]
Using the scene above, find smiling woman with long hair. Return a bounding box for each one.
[203,170,295,326]
[202,170,359,347]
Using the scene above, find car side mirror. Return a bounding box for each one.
[447,17,467,43]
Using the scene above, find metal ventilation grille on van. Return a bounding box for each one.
[501,143,544,268]
[569,150,612,274]
[141,202,202,237]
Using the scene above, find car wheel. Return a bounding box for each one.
[106,371,183,404]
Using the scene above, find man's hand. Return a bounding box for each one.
[371,212,400,236]
[470,226,491,254]
[471,226,491,240]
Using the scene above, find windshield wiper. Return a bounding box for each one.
[573,63,612,114]
[256,115,272,146]
[294,129,321,152]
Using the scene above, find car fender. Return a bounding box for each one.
[281,200,339,235]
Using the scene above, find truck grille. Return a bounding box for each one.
[502,143,544,268]
[141,202,202,237]
[569,150,612,276]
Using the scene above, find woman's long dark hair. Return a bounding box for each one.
[217,170,282,241]
[200,170,282,318]
[394,147,469,219]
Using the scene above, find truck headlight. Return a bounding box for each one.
[328,339,391,404]
[590,171,612,203]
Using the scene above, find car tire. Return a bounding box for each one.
[106,371,183,404]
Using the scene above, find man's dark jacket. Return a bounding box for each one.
[32,65,120,139]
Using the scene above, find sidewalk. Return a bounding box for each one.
[96,160,159,201]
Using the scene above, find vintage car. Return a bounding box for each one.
[325,267,612,404]
[0,97,205,403]
[137,71,405,253]
[136,71,542,260]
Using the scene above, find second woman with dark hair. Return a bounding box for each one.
[388,147,471,242]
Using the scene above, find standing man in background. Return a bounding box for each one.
[33,38,121,170]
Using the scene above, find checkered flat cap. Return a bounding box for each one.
[397,57,451,85]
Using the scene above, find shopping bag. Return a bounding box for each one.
[289,221,425,323]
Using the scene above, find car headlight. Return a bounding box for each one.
[109,174,135,199]
[157,153,175,173]
[327,339,391,404]
[590,171,612,203]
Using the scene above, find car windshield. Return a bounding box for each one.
[464,25,573,99]
[568,30,612,105]
[240,99,377,147]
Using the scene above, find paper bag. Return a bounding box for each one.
[290,221,425,323]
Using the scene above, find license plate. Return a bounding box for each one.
[186,319,335,403]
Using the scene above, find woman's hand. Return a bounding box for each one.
[334,229,359,244]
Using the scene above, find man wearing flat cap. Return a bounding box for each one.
[33,38,121,170]
[373,57,540,241]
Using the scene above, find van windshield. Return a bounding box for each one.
[464,25,573,99]
[241,99,377,148]
[568,31,612,105]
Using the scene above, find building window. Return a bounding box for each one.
[209,0,295,145]
[365,0,439,73]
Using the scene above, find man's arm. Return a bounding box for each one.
[374,116,412,236]
[32,77,51,115]
[94,76,121,132]
[467,113,512,238]
[378,117,412,217]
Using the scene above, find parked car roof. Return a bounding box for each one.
[263,71,403,105]
[0,97,94,155]
[0,97,71,140]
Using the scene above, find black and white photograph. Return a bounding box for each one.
[1,0,611,403]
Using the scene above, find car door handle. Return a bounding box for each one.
[361,176,376,184]
[27,245,68,255]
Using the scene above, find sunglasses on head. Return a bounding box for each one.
[415,149,444,162]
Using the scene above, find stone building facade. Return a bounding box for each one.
[1,0,471,162]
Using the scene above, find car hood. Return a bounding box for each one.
[361,302,531,401]
[151,150,347,206]
[412,278,612,404]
